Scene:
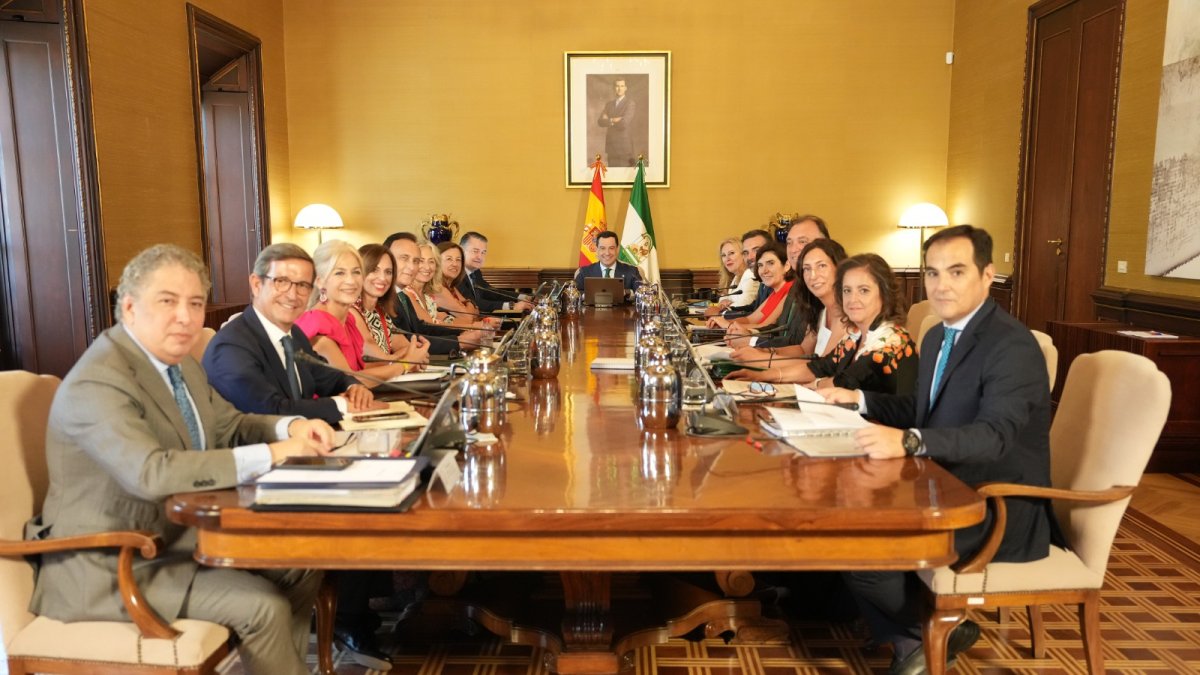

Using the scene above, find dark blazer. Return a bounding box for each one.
[598,96,636,166]
[864,299,1058,563]
[29,324,280,623]
[723,282,772,320]
[573,260,643,292]
[390,293,460,355]
[457,269,512,313]
[203,307,357,425]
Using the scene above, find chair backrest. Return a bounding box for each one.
[191,326,217,362]
[0,371,60,649]
[1049,351,1170,577]
[905,300,933,343]
[917,313,940,352]
[1030,329,1058,390]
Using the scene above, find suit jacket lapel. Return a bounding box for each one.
[922,299,996,421]
[110,325,195,449]
[242,308,298,400]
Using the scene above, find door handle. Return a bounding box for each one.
[1047,239,1064,256]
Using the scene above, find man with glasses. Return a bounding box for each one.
[205,243,375,425]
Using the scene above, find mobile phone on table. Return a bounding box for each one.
[279,456,353,470]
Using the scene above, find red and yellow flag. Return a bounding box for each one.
[578,158,606,266]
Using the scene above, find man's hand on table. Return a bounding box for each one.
[270,419,336,463]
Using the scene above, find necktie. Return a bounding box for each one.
[167,365,203,449]
[930,327,960,404]
[280,335,302,400]
[604,268,612,279]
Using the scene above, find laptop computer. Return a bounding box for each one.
[583,276,626,306]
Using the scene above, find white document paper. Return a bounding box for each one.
[694,343,733,362]
[590,357,636,370]
[257,458,419,486]
[720,381,827,403]
[759,404,868,437]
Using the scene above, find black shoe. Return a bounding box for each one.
[333,628,392,671]
[887,620,980,675]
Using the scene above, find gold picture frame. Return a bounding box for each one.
[564,51,671,188]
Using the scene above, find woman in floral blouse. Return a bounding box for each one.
[727,253,915,394]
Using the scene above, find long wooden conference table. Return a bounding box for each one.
[168,307,984,674]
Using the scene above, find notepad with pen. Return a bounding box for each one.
[758,405,868,457]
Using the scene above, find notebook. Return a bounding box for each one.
[758,404,868,457]
[254,458,425,508]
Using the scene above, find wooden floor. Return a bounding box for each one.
[260,472,1200,675]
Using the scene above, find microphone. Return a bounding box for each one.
[468,280,527,304]
[690,325,787,347]
[361,354,434,367]
[721,354,820,364]
[390,326,485,350]
[293,351,448,397]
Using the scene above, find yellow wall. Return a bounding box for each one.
[84,0,291,287]
[281,0,955,268]
[946,0,1198,297]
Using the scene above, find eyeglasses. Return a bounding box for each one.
[262,275,314,295]
[745,382,776,397]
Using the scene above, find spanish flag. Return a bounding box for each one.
[578,159,606,267]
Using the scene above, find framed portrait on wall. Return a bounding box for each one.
[564,51,670,188]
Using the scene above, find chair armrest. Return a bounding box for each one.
[0,531,180,640]
[951,482,1135,574]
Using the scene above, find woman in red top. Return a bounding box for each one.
[707,243,794,330]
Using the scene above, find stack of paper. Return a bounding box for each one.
[694,343,733,363]
[720,381,827,403]
[759,404,868,457]
[255,458,423,508]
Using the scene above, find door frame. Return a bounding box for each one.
[1011,0,1125,323]
[185,4,270,290]
[0,0,107,371]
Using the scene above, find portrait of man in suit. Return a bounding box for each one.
[27,244,335,675]
[589,74,649,168]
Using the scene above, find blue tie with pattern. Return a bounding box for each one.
[167,364,203,449]
[930,327,959,404]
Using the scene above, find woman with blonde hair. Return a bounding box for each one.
[295,240,412,384]
[705,237,759,317]
[411,241,499,331]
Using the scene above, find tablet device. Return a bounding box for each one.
[583,276,626,306]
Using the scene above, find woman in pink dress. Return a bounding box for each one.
[295,240,411,384]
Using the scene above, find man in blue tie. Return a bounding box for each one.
[824,226,1058,675]
[28,244,335,675]
[573,230,644,293]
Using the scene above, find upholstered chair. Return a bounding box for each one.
[917,351,1171,675]
[0,371,231,674]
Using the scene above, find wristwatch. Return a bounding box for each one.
[902,429,922,456]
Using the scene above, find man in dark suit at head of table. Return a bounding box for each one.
[574,230,644,296]
[823,225,1062,675]
[458,231,533,313]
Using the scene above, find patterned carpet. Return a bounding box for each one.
[298,507,1200,674]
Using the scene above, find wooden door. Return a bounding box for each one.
[202,86,259,305]
[189,7,269,306]
[1014,0,1124,331]
[0,20,91,376]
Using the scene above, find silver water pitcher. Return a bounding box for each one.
[561,284,583,316]
[637,362,681,430]
[458,348,506,433]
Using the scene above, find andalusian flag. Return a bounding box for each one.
[619,159,660,284]
[578,160,606,266]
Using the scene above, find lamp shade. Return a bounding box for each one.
[897,202,949,229]
[293,203,344,231]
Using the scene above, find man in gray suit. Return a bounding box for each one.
[27,244,336,675]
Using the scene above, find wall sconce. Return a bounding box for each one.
[293,203,344,244]
[898,202,949,300]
